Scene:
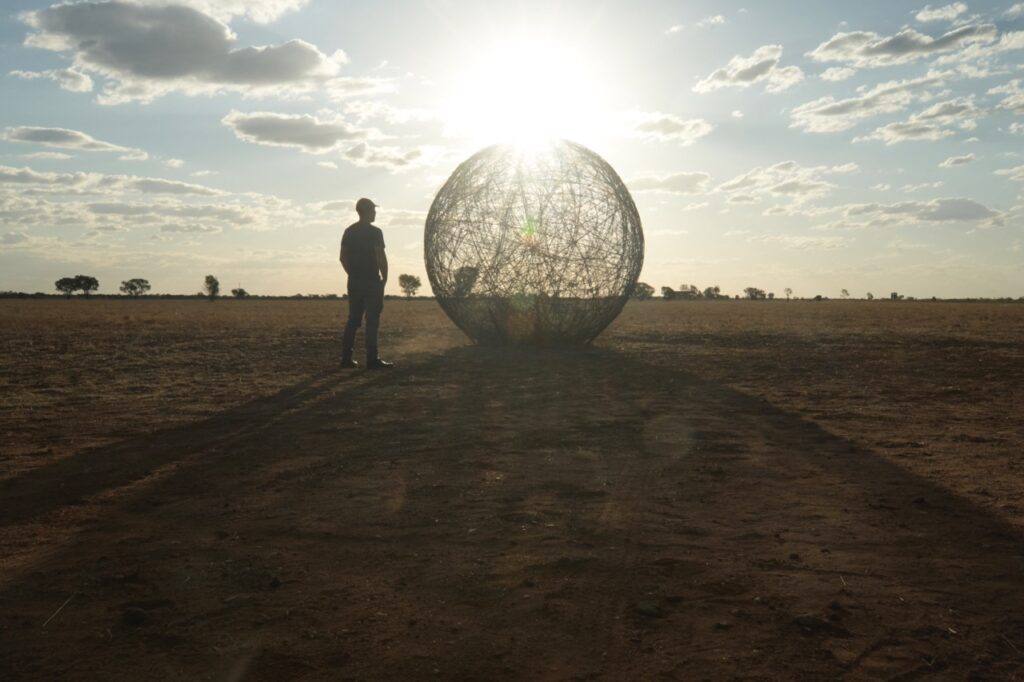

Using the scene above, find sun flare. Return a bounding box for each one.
[442,39,608,148]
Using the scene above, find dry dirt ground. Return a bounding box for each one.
[2,298,1024,680]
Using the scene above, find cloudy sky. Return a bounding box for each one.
[1,0,1022,297]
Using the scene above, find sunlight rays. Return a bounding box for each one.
[440,36,611,149]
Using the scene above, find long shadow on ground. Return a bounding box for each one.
[0,364,407,525]
[2,344,1023,680]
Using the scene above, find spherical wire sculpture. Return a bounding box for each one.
[424,140,644,344]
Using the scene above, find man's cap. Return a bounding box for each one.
[355,197,378,213]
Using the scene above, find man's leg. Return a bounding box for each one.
[364,279,384,363]
[341,285,366,365]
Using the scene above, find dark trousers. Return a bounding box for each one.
[342,278,384,361]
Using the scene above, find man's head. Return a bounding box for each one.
[356,197,378,223]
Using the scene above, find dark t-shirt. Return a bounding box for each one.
[341,221,385,280]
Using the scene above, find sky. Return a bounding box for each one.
[0,0,1022,298]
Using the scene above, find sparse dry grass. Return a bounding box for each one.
[0,298,461,479]
[4,298,1022,521]
[608,300,1024,525]
[3,297,1024,679]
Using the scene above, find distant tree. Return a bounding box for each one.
[784,287,793,300]
[814,294,823,301]
[632,282,655,300]
[768,292,775,300]
[677,284,701,299]
[204,274,220,301]
[744,287,767,300]
[55,277,77,298]
[231,287,249,299]
[840,288,850,299]
[452,266,479,298]
[866,292,874,301]
[398,274,422,298]
[74,275,99,297]
[702,285,722,299]
[890,291,903,301]
[119,278,151,297]
[661,286,677,300]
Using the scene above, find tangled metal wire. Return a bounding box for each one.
[424,140,644,344]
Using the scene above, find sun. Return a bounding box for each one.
[441,38,608,149]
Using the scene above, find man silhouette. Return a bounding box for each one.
[340,198,393,369]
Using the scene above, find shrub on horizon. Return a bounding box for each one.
[398,274,422,298]
[204,275,220,301]
[120,278,151,297]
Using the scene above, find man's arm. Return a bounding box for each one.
[376,245,388,284]
[340,243,351,274]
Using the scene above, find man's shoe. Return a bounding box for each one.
[341,358,359,369]
[366,358,394,369]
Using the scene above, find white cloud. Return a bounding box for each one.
[342,100,437,126]
[843,197,1000,222]
[20,151,72,160]
[995,164,1024,180]
[0,164,222,195]
[20,1,349,104]
[341,142,428,171]
[162,158,185,168]
[316,161,338,169]
[629,172,711,194]
[854,95,982,144]
[821,67,856,81]
[914,95,983,123]
[915,3,968,22]
[1010,122,1024,135]
[2,231,30,245]
[694,45,804,93]
[743,234,851,249]
[665,24,684,35]
[696,15,726,28]
[377,209,428,229]
[316,200,355,212]
[716,160,856,202]
[10,68,93,92]
[0,165,82,187]
[1006,3,1024,18]
[856,121,956,144]
[2,126,148,160]
[222,110,367,153]
[160,223,221,233]
[731,110,744,118]
[902,181,945,192]
[807,24,997,68]
[989,79,1024,114]
[131,0,309,24]
[0,186,315,249]
[627,113,713,145]
[129,178,222,195]
[933,29,1024,67]
[323,77,396,102]
[790,73,946,133]
[939,153,976,167]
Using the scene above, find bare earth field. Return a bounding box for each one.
[2,298,1024,680]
